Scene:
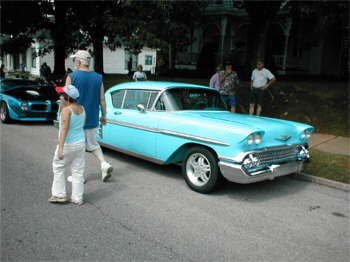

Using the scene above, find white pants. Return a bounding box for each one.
[52,142,85,202]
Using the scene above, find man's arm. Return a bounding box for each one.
[100,83,107,125]
[262,77,276,90]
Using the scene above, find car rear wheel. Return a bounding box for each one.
[182,146,222,194]
[0,102,11,123]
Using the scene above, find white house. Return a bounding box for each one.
[2,42,157,76]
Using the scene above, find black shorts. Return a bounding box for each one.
[249,88,265,105]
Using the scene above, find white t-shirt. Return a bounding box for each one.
[251,68,274,88]
[133,71,147,81]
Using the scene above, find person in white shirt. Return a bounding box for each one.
[249,61,276,116]
[133,65,147,81]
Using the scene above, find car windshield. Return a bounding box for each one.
[162,87,226,111]
[5,86,59,101]
[1,79,38,89]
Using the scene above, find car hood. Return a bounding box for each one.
[172,111,311,145]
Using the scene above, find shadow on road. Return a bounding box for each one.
[102,146,310,202]
[212,176,310,202]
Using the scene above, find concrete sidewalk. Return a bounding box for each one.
[309,133,350,156]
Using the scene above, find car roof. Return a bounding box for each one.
[109,81,210,91]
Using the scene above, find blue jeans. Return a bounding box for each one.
[221,95,236,109]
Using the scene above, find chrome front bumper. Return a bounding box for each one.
[218,160,304,184]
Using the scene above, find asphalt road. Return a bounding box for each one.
[1,122,349,262]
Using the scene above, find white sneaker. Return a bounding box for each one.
[67,176,87,184]
[101,162,113,182]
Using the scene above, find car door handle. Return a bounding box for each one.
[114,111,122,115]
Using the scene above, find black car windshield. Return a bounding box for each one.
[1,79,38,89]
[5,86,59,101]
[162,87,226,111]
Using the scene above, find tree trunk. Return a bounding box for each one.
[92,34,104,74]
[53,1,67,76]
[92,10,104,75]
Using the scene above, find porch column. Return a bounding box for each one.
[281,18,292,75]
[219,16,228,64]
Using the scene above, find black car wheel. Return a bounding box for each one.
[0,102,11,123]
[182,146,222,194]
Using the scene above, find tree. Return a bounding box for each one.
[0,1,44,56]
[69,0,126,74]
[114,0,208,71]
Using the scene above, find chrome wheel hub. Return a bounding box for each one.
[0,105,5,121]
[186,153,211,186]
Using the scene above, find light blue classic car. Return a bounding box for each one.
[0,78,59,123]
[98,81,313,193]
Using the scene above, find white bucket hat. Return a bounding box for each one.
[70,50,91,65]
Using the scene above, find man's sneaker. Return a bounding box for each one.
[70,198,84,206]
[48,195,68,204]
[101,162,113,182]
[67,176,87,184]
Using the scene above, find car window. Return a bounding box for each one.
[123,90,158,109]
[155,94,167,111]
[147,92,159,109]
[111,90,125,109]
[123,90,153,110]
[164,88,226,111]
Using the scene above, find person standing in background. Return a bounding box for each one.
[133,65,147,81]
[219,61,240,113]
[249,60,276,116]
[209,65,222,91]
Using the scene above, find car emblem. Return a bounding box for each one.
[276,135,291,142]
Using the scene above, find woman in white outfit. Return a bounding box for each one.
[133,65,147,81]
[49,85,86,205]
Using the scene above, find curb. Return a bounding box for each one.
[291,173,350,192]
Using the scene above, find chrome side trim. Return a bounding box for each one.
[107,119,157,133]
[106,119,230,146]
[99,142,165,165]
[159,129,230,146]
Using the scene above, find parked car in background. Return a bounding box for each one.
[0,78,59,123]
[98,81,314,193]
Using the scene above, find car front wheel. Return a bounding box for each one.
[182,146,222,194]
[0,102,11,123]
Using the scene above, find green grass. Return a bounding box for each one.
[304,149,350,184]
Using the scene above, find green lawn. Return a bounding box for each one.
[304,149,350,184]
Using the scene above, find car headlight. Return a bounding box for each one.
[255,133,262,144]
[20,102,29,111]
[247,133,263,145]
[301,129,312,140]
[247,135,254,145]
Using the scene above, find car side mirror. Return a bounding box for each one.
[137,104,146,113]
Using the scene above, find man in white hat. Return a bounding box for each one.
[65,50,113,182]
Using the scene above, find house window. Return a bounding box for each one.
[31,48,36,68]
[145,55,152,65]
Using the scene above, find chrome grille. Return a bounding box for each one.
[255,146,297,166]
